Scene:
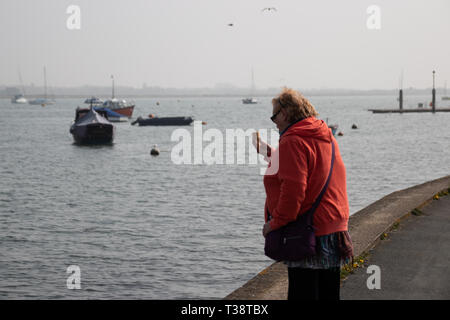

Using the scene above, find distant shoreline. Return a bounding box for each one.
[1,87,447,99]
[0,94,437,99]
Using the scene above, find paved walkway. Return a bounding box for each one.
[341,193,450,299]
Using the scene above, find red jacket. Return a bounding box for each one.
[263,117,349,236]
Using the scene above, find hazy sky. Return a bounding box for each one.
[1,0,449,89]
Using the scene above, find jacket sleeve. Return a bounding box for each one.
[269,137,309,231]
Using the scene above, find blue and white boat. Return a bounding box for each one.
[93,107,128,122]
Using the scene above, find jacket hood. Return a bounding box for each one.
[281,116,332,142]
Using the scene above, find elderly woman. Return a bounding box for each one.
[255,88,353,300]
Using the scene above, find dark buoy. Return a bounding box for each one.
[150,144,160,156]
[352,124,358,129]
[156,101,160,106]
[338,131,344,136]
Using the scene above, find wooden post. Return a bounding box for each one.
[399,89,403,111]
[432,70,436,113]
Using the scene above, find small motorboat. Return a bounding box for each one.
[325,118,338,136]
[242,97,258,104]
[328,124,338,136]
[101,75,135,117]
[70,107,114,145]
[11,94,27,104]
[84,96,104,106]
[102,98,135,118]
[131,116,194,126]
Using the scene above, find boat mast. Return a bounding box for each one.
[44,66,47,99]
[251,67,255,97]
[18,67,26,96]
[111,75,115,99]
[399,69,403,110]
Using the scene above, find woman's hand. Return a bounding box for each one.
[252,132,272,161]
[262,222,272,238]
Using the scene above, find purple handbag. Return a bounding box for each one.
[264,140,335,261]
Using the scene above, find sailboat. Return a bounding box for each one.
[29,66,55,106]
[242,68,258,104]
[11,68,28,104]
[442,81,450,100]
[101,75,135,118]
[11,94,27,104]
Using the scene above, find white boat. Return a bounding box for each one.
[11,94,27,104]
[84,96,103,105]
[242,68,258,104]
[242,97,258,104]
[29,66,55,106]
[11,68,28,104]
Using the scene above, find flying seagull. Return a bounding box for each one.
[261,7,277,12]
